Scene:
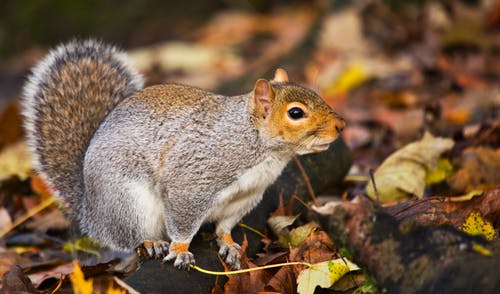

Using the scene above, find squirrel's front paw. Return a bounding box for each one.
[163,251,195,269]
[163,242,195,269]
[138,240,169,259]
[219,243,242,270]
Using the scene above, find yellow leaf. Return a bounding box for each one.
[447,190,483,202]
[297,259,360,294]
[70,261,93,294]
[288,222,318,247]
[472,243,492,256]
[366,132,454,203]
[327,62,369,95]
[63,237,101,258]
[426,158,453,185]
[460,211,495,241]
[0,141,32,181]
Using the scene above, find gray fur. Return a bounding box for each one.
[22,40,344,268]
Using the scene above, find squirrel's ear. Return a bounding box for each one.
[273,68,289,83]
[253,79,275,119]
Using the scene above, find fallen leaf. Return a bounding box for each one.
[0,141,32,181]
[0,101,24,149]
[426,158,454,185]
[0,207,12,231]
[448,147,500,193]
[267,215,298,236]
[223,235,270,294]
[297,259,360,294]
[28,262,75,288]
[30,173,54,196]
[326,61,369,96]
[70,261,93,294]
[288,222,319,248]
[289,229,336,265]
[265,265,296,294]
[1,265,36,293]
[366,132,454,203]
[471,243,492,256]
[63,237,102,257]
[330,273,366,292]
[446,190,483,202]
[460,211,496,241]
[0,250,21,278]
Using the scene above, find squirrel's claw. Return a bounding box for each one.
[164,251,195,269]
[219,243,242,270]
[139,240,169,259]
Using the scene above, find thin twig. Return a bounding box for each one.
[368,169,379,203]
[0,197,55,238]
[292,194,313,211]
[293,157,318,206]
[237,223,268,239]
[190,261,312,275]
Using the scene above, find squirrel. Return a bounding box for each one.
[21,39,345,269]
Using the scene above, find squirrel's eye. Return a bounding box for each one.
[287,107,305,120]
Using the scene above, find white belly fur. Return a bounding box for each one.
[208,154,290,222]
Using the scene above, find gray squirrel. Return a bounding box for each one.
[21,39,345,269]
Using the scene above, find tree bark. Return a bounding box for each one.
[317,195,500,294]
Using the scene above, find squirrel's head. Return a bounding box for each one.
[250,69,345,155]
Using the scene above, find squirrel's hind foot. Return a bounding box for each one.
[219,242,242,270]
[217,233,242,270]
[163,242,195,269]
[137,240,169,259]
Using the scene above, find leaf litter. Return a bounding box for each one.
[1,0,500,293]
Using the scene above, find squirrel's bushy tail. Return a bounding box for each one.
[22,39,143,217]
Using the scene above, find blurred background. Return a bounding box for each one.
[0,0,499,163]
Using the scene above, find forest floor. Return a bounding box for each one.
[0,1,499,293]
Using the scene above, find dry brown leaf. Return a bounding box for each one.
[0,250,20,279]
[289,230,336,265]
[223,235,270,294]
[27,262,74,288]
[0,101,24,150]
[1,265,36,293]
[0,207,12,231]
[30,173,54,196]
[264,266,296,293]
[448,147,500,193]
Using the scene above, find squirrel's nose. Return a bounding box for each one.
[334,117,346,133]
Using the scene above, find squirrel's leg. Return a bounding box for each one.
[162,196,206,269]
[215,228,242,270]
[215,190,265,270]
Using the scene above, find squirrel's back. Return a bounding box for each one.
[22,39,144,216]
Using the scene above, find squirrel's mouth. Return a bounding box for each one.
[311,143,331,152]
[296,136,337,155]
